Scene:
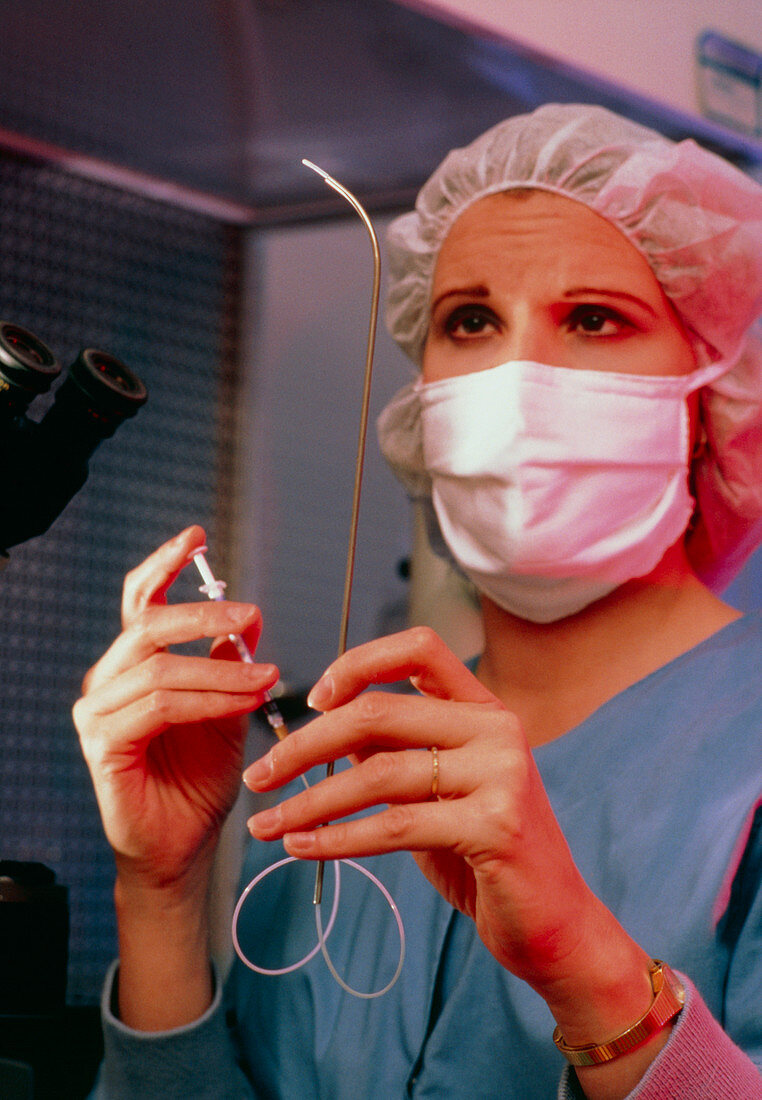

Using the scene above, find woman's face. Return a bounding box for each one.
[422,190,697,383]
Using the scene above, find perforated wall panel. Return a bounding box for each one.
[0,148,241,1003]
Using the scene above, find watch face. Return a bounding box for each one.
[659,963,687,1013]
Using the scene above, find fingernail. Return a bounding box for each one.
[284,832,317,854]
[247,806,282,837]
[243,753,273,788]
[180,525,204,549]
[307,673,334,710]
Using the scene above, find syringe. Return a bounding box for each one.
[191,547,289,741]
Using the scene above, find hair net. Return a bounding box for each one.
[380,102,762,589]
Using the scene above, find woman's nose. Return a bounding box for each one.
[504,312,559,365]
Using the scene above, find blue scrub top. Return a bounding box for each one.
[95,612,762,1098]
[225,612,762,1098]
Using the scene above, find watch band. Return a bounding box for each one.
[552,959,686,1067]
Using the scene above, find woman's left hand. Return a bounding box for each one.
[244,627,623,999]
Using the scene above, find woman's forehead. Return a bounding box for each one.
[433,190,657,291]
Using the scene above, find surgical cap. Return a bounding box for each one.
[380,102,762,589]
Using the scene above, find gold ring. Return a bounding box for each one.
[430,745,439,799]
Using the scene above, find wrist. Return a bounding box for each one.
[525,900,685,1098]
[529,899,655,1046]
[113,838,217,911]
[113,860,215,1032]
[114,862,213,969]
[553,960,685,1067]
[543,944,657,1050]
[114,867,212,917]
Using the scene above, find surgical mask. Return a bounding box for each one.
[378,358,720,623]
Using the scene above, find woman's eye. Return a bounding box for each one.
[567,305,628,337]
[444,306,499,339]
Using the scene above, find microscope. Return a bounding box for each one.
[0,322,147,1098]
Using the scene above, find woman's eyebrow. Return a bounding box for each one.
[564,286,659,318]
[430,284,490,312]
[430,284,660,319]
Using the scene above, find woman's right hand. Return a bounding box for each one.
[73,525,280,899]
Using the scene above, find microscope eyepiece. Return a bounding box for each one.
[0,321,148,551]
[58,348,148,437]
[0,322,61,415]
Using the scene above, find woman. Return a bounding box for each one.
[74,104,762,1098]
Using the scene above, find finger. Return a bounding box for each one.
[121,526,207,627]
[210,616,264,662]
[281,801,455,861]
[83,601,263,694]
[84,651,279,719]
[307,626,495,711]
[243,691,511,791]
[75,684,267,761]
[248,746,466,840]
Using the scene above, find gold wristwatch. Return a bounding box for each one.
[553,959,686,1067]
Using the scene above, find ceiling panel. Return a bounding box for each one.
[1,0,760,220]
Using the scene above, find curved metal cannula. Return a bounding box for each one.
[301,159,381,905]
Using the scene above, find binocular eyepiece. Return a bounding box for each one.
[0,322,148,553]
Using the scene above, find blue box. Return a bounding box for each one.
[697,30,762,137]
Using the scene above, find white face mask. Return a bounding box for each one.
[378,359,719,623]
